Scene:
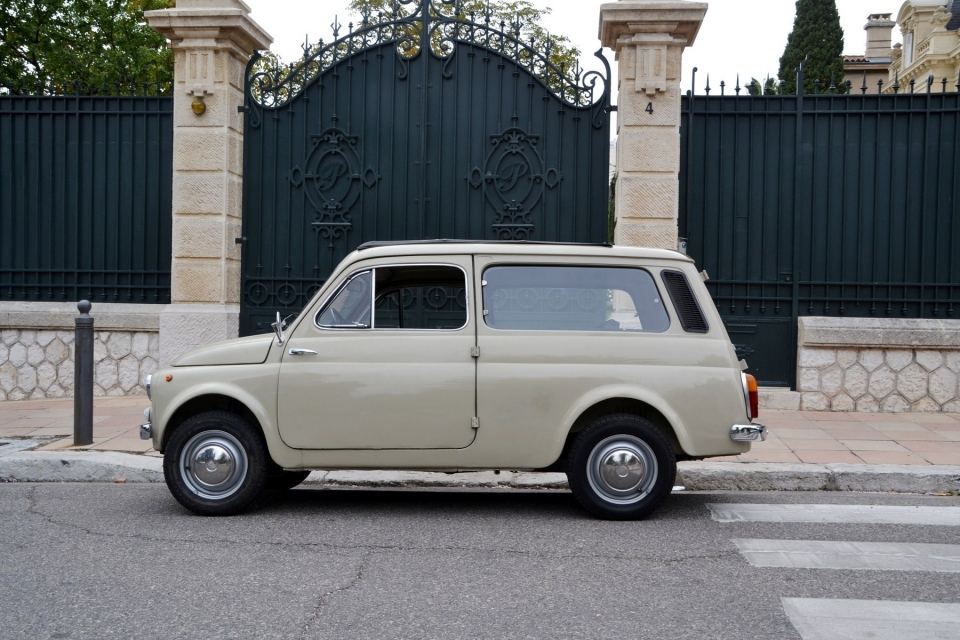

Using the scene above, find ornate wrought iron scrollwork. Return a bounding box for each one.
[289,128,379,242]
[244,0,609,110]
[469,127,560,240]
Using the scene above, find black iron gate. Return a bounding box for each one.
[240,0,611,335]
[680,69,960,388]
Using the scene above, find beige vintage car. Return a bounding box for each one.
[141,241,765,520]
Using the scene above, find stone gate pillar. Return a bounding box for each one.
[600,1,707,250]
[146,0,271,365]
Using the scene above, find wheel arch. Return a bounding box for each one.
[160,393,263,453]
[540,389,693,471]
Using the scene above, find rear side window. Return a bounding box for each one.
[661,270,709,333]
[482,266,670,332]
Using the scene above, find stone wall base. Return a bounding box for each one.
[0,328,158,401]
[797,317,960,413]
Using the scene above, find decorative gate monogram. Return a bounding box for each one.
[240,0,611,335]
[471,129,561,240]
[289,128,380,243]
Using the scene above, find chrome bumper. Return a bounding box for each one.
[140,407,152,440]
[730,424,767,442]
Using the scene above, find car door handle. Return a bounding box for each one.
[288,349,318,356]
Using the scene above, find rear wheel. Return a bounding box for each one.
[163,411,268,516]
[567,414,676,520]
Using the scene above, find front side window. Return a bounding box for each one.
[482,265,670,333]
[316,270,373,328]
[317,265,467,330]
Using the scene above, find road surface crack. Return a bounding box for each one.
[298,551,372,640]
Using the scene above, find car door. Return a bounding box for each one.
[277,257,478,450]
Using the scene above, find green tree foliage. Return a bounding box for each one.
[747,76,782,96]
[344,0,580,77]
[777,0,845,94]
[0,0,174,94]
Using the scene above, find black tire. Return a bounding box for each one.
[163,410,269,516]
[266,469,311,492]
[566,414,676,520]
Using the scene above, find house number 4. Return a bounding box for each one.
[646,102,654,115]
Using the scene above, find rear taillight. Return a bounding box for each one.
[742,373,759,420]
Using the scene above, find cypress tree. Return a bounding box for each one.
[778,0,846,94]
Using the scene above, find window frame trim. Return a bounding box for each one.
[314,262,471,332]
[478,264,671,334]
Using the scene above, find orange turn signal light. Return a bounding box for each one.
[745,373,759,419]
[165,374,173,382]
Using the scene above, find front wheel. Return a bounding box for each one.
[163,411,268,516]
[567,414,676,520]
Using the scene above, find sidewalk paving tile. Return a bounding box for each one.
[824,428,890,440]
[852,451,930,465]
[89,438,154,453]
[768,428,837,440]
[782,439,848,451]
[26,427,74,437]
[0,427,36,437]
[879,430,948,442]
[917,452,960,465]
[898,440,960,453]
[736,451,803,463]
[36,437,111,451]
[794,451,866,464]
[901,413,960,424]
[837,440,910,452]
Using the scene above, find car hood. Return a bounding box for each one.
[172,334,274,367]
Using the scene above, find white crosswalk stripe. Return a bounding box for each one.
[707,503,960,526]
[732,538,960,572]
[713,502,960,639]
[781,598,960,640]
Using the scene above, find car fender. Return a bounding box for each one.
[155,370,301,469]
[557,384,693,457]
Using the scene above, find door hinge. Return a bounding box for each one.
[471,417,480,430]
[471,346,480,358]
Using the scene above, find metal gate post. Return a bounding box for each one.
[73,300,94,446]
[790,60,807,391]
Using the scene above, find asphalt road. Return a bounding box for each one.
[1,484,958,639]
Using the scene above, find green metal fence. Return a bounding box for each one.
[680,71,960,388]
[0,89,173,304]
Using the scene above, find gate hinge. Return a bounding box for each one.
[471,346,480,358]
[471,417,480,430]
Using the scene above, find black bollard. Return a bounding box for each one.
[74,300,94,446]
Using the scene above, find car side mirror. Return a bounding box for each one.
[271,311,285,346]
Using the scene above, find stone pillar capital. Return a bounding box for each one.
[145,0,272,60]
[599,1,708,52]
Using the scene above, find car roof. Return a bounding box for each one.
[352,240,693,263]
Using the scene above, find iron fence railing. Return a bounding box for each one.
[0,88,173,304]
[680,66,960,387]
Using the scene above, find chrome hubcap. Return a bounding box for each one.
[586,435,658,505]
[599,448,645,492]
[180,430,247,500]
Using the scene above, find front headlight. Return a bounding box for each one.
[145,374,152,400]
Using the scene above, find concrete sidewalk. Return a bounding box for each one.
[1,397,959,493]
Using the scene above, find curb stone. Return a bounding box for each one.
[1,448,959,494]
